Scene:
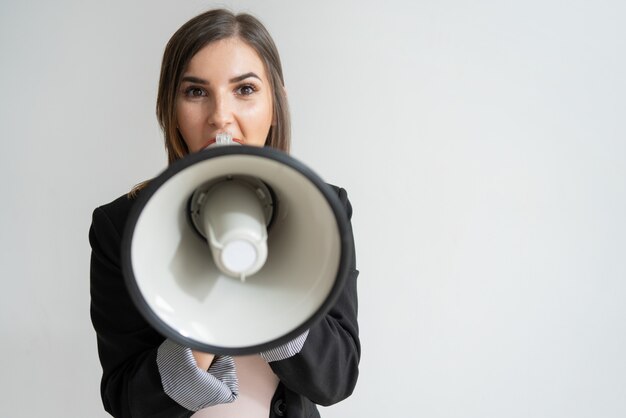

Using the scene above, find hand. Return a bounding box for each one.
[191,349,216,371]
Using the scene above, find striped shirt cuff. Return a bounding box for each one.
[260,330,309,362]
[156,339,238,411]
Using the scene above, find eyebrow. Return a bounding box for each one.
[180,72,262,85]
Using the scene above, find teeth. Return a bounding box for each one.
[216,132,232,144]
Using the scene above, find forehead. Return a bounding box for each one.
[185,37,268,79]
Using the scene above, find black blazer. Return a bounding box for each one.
[89,185,360,417]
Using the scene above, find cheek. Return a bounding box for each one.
[243,112,272,145]
[241,99,274,142]
[176,104,197,129]
[176,104,206,148]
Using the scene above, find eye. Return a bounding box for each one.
[184,86,207,98]
[235,84,257,96]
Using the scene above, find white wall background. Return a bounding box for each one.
[1,0,625,416]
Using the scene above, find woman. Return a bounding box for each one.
[89,9,360,418]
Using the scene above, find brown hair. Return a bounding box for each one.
[158,9,290,163]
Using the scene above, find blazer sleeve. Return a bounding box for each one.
[267,186,361,406]
[89,203,193,418]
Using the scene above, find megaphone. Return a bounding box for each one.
[121,143,354,355]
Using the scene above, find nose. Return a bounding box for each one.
[208,92,233,129]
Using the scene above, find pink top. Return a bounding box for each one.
[192,355,279,418]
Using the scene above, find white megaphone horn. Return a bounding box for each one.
[121,139,354,355]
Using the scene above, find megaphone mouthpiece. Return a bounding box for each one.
[203,132,243,148]
[189,176,273,279]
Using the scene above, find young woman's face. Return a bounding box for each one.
[176,37,274,152]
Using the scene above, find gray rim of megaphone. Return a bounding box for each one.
[121,145,355,356]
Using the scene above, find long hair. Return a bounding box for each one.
[157,9,290,164]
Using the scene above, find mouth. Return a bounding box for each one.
[202,136,244,148]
